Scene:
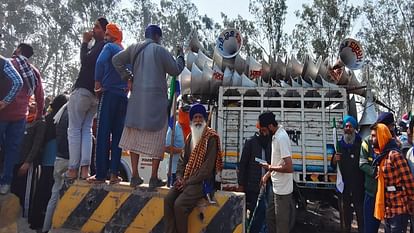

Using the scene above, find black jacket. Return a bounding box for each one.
[333,135,365,194]
[19,120,46,164]
[238,133,271,194]
[56,107,69,160]
[73,41,105,93]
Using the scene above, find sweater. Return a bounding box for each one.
[95,43,127,97]
[0,62,44,121]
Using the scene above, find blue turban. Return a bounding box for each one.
[145,24,162,39]
[376,112,394,125]
[343,115,358,129]
[189,104,207,121]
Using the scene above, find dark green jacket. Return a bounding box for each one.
[359,135,377,197]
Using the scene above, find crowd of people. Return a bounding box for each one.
[1,16,414,233]
[238,111,414,233]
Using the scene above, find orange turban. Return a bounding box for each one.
[178,108,191,139]
[375,123,393,153]
[106,23,123,48]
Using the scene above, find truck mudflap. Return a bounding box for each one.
[52,181,245,233]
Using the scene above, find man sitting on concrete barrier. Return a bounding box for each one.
[164,104,223,233]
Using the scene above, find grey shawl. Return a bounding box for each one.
[112,39,185,131]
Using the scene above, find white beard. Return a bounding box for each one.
[344,131,356,144]
[190,121,206,150]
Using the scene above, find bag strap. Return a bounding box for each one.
[132,41,153,71]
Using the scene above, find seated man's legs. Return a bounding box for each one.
[174,184,205,233]
[164,184,205,233]
[164,188,181,233]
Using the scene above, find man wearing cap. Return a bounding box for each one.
[66,17,109,180]
[370,123,414,232]
[360,112,397,233]
[112,24,185,188]
[87,23,127,184]
[258,111,294,233]
[163,104,222,233]
[332,115,364,233]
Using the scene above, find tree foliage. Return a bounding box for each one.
[358,0,414,115]
[249,0,288,60]
[0,0,412,114]
[290,0,360,60]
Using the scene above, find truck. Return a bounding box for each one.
[214,86,348,205]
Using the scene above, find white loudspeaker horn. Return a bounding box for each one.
[186,52,197,71]
[234,54,247,75]
[248,56,262,80]
[286,55,303,79]
[215,29,243,59]
[185,29,208,55]
[302,54,320,80]
[338,38,364,70]
[288,77,301,87]
[271,55,286,81]
[222,67,233,86]
[317,57,330,80]
[200,63,213,95]
[241,73,257,87]
[212,47,225,70]
[195,50,213,71]
[261,60,271,83]
[179,67,191,95]
[280,80,291,88]
[315,75,338,88]
[209,65,224,96]
[296,77,312,88]
[232,71,242,86]
[190,64,203,95]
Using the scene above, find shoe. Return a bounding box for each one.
[149,178,166,189]
[130,176,144,188]
[86,175,106,184]
[109,175,123,185]
[0,184,10,195]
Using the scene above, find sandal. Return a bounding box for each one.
[86,175,106,184]
[109,175,123,185]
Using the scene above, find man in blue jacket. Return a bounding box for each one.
[88,23,127,184]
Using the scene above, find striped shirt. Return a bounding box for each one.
[382,150,414,218]
[2,59,23,104]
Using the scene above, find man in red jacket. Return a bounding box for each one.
[0,43,44,194]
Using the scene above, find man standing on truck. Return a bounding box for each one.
[360,112,397,233]
[163,104,223,233]
[332,115,364,233]
[259,111,295,233]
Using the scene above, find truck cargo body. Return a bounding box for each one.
[215,87,347,195]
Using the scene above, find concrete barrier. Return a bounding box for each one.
[52,181,245,233]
